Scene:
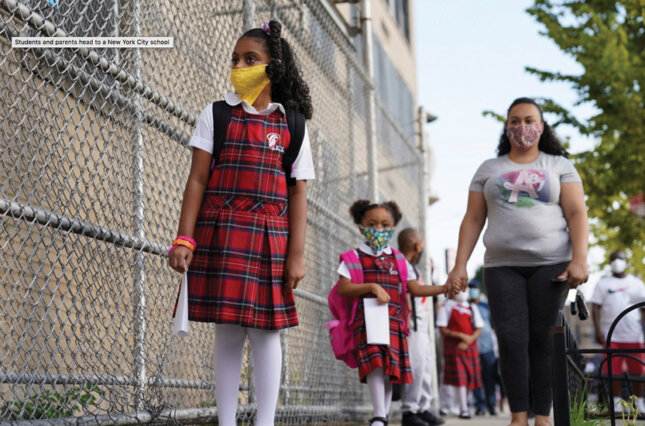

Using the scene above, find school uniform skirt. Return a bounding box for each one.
[353,312,413,384]
[442,339,482,389]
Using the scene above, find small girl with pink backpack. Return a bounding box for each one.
[326,199,456,426]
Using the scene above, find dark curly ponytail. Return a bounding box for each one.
[240,20,313,119]
[496,97,568,157]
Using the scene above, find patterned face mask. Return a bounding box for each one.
[505,123,543,152]
[360,226,394,253]
[230,64,270,106]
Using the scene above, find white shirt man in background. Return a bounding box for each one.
[590,250,645,413]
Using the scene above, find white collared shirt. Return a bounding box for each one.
[337,243,415,279]
[188,94,315,180]
[436,299,485,329]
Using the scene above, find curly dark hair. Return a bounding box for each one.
[496,97,568,157]
[349,200,403,226]
[240,21,313,119]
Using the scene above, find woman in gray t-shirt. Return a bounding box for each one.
[446,97,588,426]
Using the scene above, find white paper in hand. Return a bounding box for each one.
[363,298,390,345]
[172,272,189,337]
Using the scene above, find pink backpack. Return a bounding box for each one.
[324,248,410,368]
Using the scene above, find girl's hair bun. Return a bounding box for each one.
[349,199,373,225]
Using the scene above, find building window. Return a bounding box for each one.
[384,0,410,41]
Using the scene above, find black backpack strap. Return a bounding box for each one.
[211,100,231,171]
[410,264,419,332]
[283,107,306,186]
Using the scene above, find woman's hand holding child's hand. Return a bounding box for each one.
[169,246,192,273]
[445,265,469,292]
[284,255,306,294]
[443,281,461,298]
[371,284,391,305]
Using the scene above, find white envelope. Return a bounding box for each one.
[363,298,390,346]
[172,272,189,337]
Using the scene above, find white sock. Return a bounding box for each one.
[248,328,282,426]
[214,324,247,426]
[367,368,388,424]
[458,386,469,413]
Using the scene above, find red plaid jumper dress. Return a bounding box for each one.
[352,250,413,384]
[184,105,298,330]
[442,305,482,389]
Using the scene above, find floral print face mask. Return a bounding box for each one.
[360,226,394,253]
[506,123,543,152]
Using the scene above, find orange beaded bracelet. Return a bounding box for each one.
[171,238,195,252]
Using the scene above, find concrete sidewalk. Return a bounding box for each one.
[439,413,511,425]
[386,411,512,426]
[438,412,511,425]
[388,413,645,425]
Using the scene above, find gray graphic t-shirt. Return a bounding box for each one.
[469,152,582,267]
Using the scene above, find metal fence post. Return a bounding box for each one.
[360,0,378,202]
[243,0,256,32]
[131,0,147,412]
[417,106,440,415]
[551,326,570,426]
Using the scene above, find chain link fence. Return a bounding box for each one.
[0,0,426,423]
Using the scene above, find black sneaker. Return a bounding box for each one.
[458,411,471,419]
[475,408,486,416]
[418,410,445,425]
[401,412,430,426]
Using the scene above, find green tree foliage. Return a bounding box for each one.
[526,0,645,275]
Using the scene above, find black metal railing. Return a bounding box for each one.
[552,301,645,426]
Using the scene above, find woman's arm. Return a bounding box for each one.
[284,180,307,292]
[337,276,390,304]
[560,181,589,287]
[168,148,211,273]
[446,191,488,290]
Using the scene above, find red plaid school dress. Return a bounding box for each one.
[352,250,413,384]
[442,304,482,389]
[184,105,298,330]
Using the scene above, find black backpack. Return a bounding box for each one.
[210,101,306,185]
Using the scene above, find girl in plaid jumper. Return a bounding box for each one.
[168,20,314,426]
[337,200,456,426]
[437,292,484,419]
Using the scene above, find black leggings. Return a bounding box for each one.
[484,262,569,415]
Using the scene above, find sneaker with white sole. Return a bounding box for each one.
[614,396,624,413]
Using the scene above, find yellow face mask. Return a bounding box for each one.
[230,64,271,106]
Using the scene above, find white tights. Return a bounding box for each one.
[458,385,469,413]
[213,324,282,426]
[366,368,393,425]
